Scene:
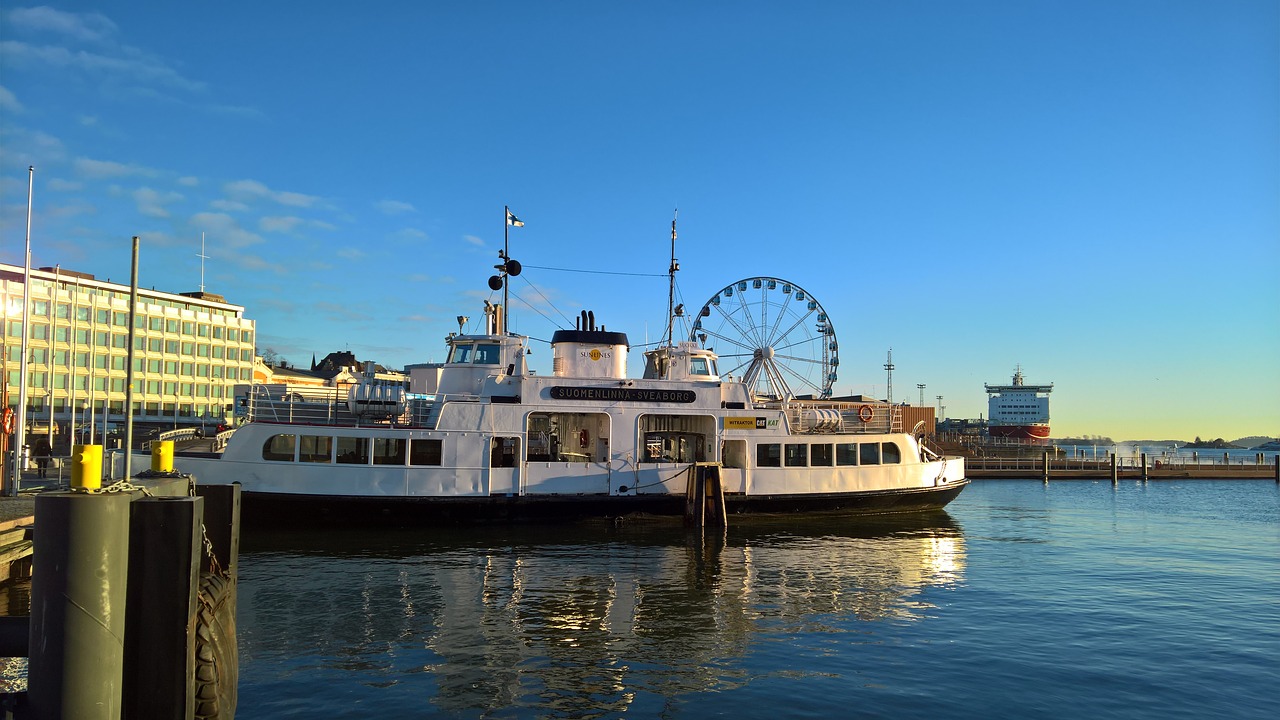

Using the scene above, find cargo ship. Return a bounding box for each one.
[984,367,1053,443]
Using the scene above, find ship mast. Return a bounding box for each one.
[665,210,678,348]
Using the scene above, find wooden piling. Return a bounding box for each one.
[1141,453,1148,482]
[1042,451,1050,483]
[1110,453,1118,484]
[684,464,726,528]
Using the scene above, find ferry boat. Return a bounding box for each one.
[169,250,967,526]
[984,367,1053,443]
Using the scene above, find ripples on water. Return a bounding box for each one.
[230,481,1278,719]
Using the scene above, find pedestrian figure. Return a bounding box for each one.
[32,434,51,479]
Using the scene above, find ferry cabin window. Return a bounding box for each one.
[299,435,333,463]
[473,344,501,365]
[263,434,296,462]
[757,443,781,468]
[491,437,519,468]
[409,438,443,466]
[785,443,808,467]
[373,437,407,465]
[860,442,881,465]
[449,344,472,364]
[836,442,858,466]
[882,442,901,464]
[811,443,834,467]
[337,436,369,465]
[690,357,710,376]
[721,440,748,469]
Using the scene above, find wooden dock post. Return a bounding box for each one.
[1274,455,1279,484]
[684,464,726,528]
[1141,453,1148,482]
[1042,451,1050,483]
[1110,453,1118,484]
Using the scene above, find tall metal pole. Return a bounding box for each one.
[503,206,509,332]
[666,211,677,348]
[48,266,58,445]
[883,348,894,405]
[11,166,34,495]
[124,237,139,481]
[69,278,79,446]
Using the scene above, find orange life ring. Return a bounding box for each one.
[857,405,874,423]
[1,408,14,435]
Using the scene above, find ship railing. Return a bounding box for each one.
[966,454,1279,473]
[777,399,898,435]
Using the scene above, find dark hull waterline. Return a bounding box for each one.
[236,480,970,529]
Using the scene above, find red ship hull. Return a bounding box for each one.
[988,424,1051,442]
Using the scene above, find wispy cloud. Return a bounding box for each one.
[177,176,199,187]
[376,199,416,215]
[74,156,159,179]
[190,211,264,249]
[224,179,320,208]
[393,227,428,241]
[336,247,365,260]
[259,216,303,234]
[6,6,118,44]
[47,178,83,192]
[0,85,22,112]
[464,235,486,247]
[133,186,184,218]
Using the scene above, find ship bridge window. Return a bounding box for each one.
[882,442,901,464]
[690,357,710,376]
[474,344,501,365]
[262,434,296,462]
[449,344,473,364]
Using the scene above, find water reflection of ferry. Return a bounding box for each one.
[238,513,966,716]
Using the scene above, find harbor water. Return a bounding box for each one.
[235,479,1279,719]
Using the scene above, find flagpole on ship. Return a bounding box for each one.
[665,210,678,348]
[504,205,511,331]
[500,206,523,335]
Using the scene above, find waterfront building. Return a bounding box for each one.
[1,262,256,449]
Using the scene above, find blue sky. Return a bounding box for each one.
[2,1,1277,441]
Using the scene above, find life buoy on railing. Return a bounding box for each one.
[857,405,874,423]
[1,408,14,435]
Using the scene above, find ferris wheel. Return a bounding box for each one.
[690,277,839,399]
